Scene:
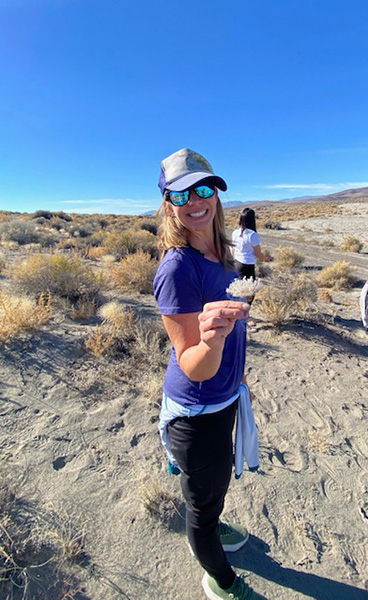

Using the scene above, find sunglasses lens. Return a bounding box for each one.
[194,185,215,198]
[169,190,190,206]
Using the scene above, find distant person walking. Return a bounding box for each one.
[232,208,271,280]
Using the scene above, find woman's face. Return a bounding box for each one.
[167,187,219,235]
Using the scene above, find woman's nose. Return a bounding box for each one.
[188,191,200,203]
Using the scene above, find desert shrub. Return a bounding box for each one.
[0,220,57,247]
[104,228,158,258]
[70,298,97,320]
[56,238,79,251]
[86,308,169,365]
[85,325,117,357]
[86,246,109,260]
[139,218,158,235]
[0,486,87,599]
[0,252,5,273]
[112,250,158,294]
[12,254,101,301]
[140,476,180,527]
[0,289,52,340]
[315,261,356,290]
[54,211,72,221]
[340,235,363,253]
[32,209,53,219]
[317,289,333,303]
[98,301,136,331]
[257,272,317,327]
[100,254,116,266]
[263,219,282,230]
[274,246,305,271]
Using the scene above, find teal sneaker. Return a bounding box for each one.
[188,522,249,556]
[218,521,249,552]
[202,572,267,600]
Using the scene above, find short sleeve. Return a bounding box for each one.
[154,255,203,315]
[250,231,261,247]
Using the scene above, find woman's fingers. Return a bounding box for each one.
[199,301,249,323]
[203,300,249,312]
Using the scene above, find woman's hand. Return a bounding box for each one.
[198,300,249,349]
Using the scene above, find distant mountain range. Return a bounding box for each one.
[142,186,368,215]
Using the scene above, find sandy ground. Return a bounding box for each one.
[1,201,367,600]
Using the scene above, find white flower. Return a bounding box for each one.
[226,276,262,300]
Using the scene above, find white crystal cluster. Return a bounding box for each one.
[226,277,262,300]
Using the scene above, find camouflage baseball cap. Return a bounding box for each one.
[158,148,227,194]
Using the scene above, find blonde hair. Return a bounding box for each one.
[157,196,234,270]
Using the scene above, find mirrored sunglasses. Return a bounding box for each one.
[165,185,215,207]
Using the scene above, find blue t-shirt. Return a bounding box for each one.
[154,247,247,406]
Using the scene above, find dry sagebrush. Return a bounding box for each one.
[86,302,169,370]
[257,272,318,327]
[274,246,305,271]
[12,254,101,302]
[0,289,52,341]
[315,261,357,290]
[104,228,158,259]
[340,235,363,253]
[112,250,158,294]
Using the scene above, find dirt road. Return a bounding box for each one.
[260,231,368,281]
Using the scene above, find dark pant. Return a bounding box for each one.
[167,402,237,590]
[234,260,255,280]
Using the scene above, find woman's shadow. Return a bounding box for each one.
[228,535,367,600]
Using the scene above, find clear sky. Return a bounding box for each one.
[1,0,368,215]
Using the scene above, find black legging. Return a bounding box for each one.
[234,260,255,280]
[167,401,237,590]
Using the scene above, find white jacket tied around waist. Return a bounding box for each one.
[158,383,259,479]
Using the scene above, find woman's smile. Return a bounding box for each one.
[187,208,208,219]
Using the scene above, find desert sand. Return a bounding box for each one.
[0,200,367,600]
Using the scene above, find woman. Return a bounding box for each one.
[232,208,271,280]
[154,148,266,600]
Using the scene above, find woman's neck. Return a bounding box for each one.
[188,231,219,262]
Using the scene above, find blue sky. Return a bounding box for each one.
[1,0,368,215]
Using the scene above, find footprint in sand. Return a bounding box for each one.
[285,398,331,432]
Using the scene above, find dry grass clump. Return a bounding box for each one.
[112,250,158,294]
[257,272,317,327]
[0,289,52,341]
[140,476,182,529]
[86,306,169,369]
[70,298,97,320]
[98,301,136,331]
[340,235,363,253]
[315,261,356,290]
[85,301,138,357]
[317,289,333,303]
[274,246,305,271]
[104,228,158,258]
[85,325,117,357]
[0,487,88,600]
[85,246,109,260]
[12,254,101,302]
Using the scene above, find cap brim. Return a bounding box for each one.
[166,172,227,192]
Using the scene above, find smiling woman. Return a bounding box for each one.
[153,148,264,600]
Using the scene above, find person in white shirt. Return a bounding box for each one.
[231,208,271,279]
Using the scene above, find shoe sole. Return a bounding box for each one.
[188,530,249,556]
[202,573,224,600]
